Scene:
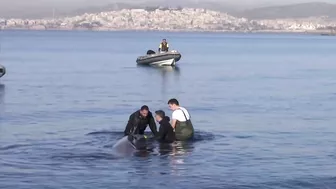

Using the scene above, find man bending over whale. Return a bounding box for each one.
[154,110,175,143]
[124,105,158,136]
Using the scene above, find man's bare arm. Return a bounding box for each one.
[171,119,177,129]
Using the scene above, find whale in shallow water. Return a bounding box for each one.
[111,134,155,157]
[112,136,137,156]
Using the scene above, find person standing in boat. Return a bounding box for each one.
[167,98,194,141]
[158,39,169,52]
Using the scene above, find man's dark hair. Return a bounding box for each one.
[167,98,179,105]
[140,105,149,111]
[155,110,165,118]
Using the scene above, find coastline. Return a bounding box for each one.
[1,8,335,36]
[1,27,333,35]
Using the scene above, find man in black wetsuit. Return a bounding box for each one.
[124,105,158,136]
[154,110,175,143]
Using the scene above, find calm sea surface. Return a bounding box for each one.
[1,30,336,189]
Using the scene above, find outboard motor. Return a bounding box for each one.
[146,50,156,55]
[0,65,6,78]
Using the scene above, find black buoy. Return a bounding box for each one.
[0,65,6,78]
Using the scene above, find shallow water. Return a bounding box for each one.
[1,30,336,188]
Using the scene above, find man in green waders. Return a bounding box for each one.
[167,98,194,141]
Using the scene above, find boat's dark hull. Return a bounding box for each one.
[0,65,5,78]
[136,51,181,66]
[320,33,336,36]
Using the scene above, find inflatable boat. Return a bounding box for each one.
[0,65,5,78]
[136,50,181,66]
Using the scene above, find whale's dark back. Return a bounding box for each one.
[112,134,155,157]
[127,134,155,150]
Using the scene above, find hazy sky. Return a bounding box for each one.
[0,0,335,18]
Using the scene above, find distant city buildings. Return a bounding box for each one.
[0,8,335,32]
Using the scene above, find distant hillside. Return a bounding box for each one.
[62,1,336,20]
[233,2,336,19]
[2,0,235,19]
[66,0,237,18]
[66,3,137,17]
[2,1,336,20]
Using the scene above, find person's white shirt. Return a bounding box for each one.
[172,107,190,122]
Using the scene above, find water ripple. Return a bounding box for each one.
[1,31,336,189]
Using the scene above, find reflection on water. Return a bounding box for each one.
[165,142,194,176]
[156,141,195,176]
[132,141,195,177]
[136,64,180,75]
[169,142,194,169]
[159,66,180,96]
[133,140,194,158]
[3,31,336,189]
[136,65,181,100]
[134,150,152,157]
[158,66,180,74]
[0,84,5,112]
[158,141,194,157]
[171,141,194,156]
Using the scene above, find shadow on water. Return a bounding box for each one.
[48,130,218,161]
[86,130,216,158]
[86,130,216,143]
